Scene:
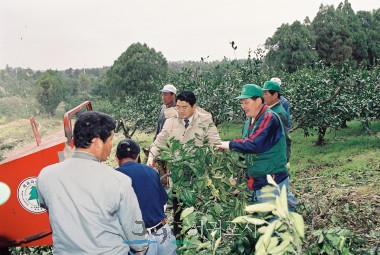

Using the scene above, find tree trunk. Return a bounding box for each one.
[315,127,327,146]
[340,119,348,128]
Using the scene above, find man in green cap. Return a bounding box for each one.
[263,81,292,163]
[217,84,297,211]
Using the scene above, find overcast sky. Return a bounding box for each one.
[1,0,379,70]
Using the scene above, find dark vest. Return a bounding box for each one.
[242,108,287,178]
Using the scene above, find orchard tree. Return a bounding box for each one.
[35,70,62,115]
[287,63,351,145]
[105,43,168,100]
[264,20,318,73]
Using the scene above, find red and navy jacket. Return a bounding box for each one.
[229,105,288,190]
[230,105,282,154]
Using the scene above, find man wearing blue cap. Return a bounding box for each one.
[217,84,297,211]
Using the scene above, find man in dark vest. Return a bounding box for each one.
[262,81,292,163]
[217,84,297,211]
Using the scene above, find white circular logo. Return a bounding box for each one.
[17,177,46,214]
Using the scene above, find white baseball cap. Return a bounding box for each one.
[270,77,282,86]
[160,84,177,94]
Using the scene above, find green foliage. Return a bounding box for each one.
[0,66,36,98]
[305,228,354,255]
[357,9,380,66]
[0,96,41,119]
[166,57,263,126]
[265,20,318,73]
[105,43,168,99]
[338,1,369,65]
[101,91,161,134]
[159,138,253,254]
[312,4,353,65]
[285,63,380,145]
[35,70,63,115]
[234,177,305,255]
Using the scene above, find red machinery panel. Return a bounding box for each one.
[0,101,92,248]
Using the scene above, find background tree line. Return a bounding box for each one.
[0,1,379,145]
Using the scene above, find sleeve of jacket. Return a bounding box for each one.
[205,119,222,145]
[230,112,282,154]
[118,177,148,252]
[148,119,171,162]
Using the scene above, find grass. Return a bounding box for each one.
[289,121,380,192]
[0,116,62,153]
[218,120,380,252]
[219,120,380,184]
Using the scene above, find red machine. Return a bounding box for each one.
[0,101,92,250]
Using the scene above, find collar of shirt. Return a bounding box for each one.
[165,102,176,108]
[251,105,268,124]
[182,115,194,126]
[119,161,137,168]
[72,151,100,162]
[268,102,280,109]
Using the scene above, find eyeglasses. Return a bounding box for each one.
[176,106,189,111]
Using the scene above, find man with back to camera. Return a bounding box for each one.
[262,80,292,163]
[115,139,177,255]
[217,84,297,211]
[270,77,291,128]
[37,111,148,255]
[154,84,177,141]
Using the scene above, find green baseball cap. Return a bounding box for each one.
[262,81,281,93]
[235,84,263,99]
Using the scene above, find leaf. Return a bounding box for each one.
[213,203,222,215]
[211,230,218,239]
[245,202,276,213]
[213,237,222,255]
[256,221,276,253]
[260,185,277,193]
[267,239,290,254]
[289,212,305,238]
[274,186,288,219]
[232,216,246,223]
[267,237,279,251]
[196,241,211,251]
[266,174,278,188]
[244,216,267,225]
[157,145,170,152]
[331,214,339,223]
[258,192,277,199]
[258,226,267,234]
[180,206,195,220]
[318,233,324,244]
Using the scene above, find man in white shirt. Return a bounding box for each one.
[153,84,177,141]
